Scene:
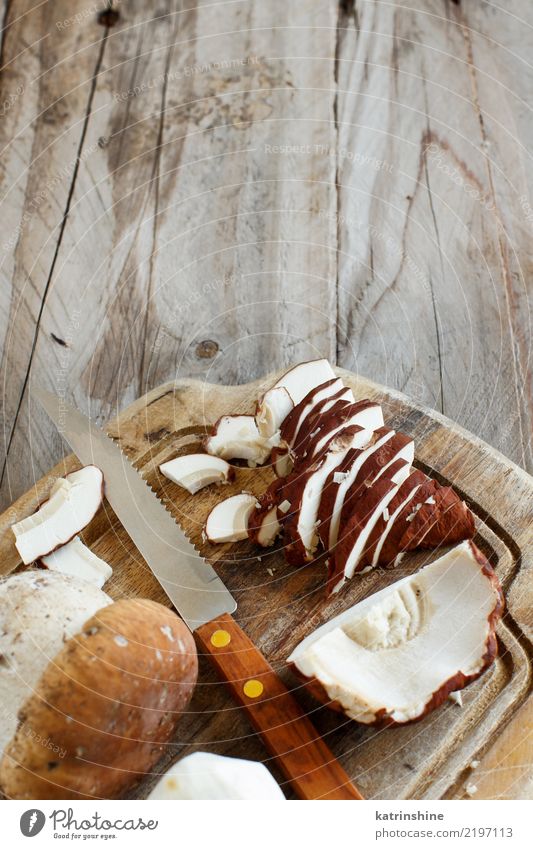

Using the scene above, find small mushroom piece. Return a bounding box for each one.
[159,454,234,495]
[256,386,294,437]
[205,493,259,543]
[288,542,504,726]
[11,466,104,564]
[203,415,275,466]
[148,752,285,800]
[40,536,113,588]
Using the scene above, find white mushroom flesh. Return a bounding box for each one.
[273,358,336,405]
[148,751,285,800]
[256,387,294,437]
[160,454,232,494]
[205,415,275,465]
[205,493,259,543]
[12,466,104,564]
[41,536,113,588]
[289,542,501,724]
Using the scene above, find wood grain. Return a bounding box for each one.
[0,368,531,800]
[0,0,531,519]
[196,613,363,800]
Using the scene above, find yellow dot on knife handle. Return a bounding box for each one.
[210,629,231,648]
[243,679,264,699]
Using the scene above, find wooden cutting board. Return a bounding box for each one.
[1,368,532,800]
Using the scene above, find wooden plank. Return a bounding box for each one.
[0,0,114,507]
[0,369,531,799]
[334,0,532,473]
[0,0,339,515]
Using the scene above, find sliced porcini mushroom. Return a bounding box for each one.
[288,542,504,726]
[248,479,283,547]
[256,386,294,437]
[317,428,401,550]
[272,358,337,405]
[0,570,112,755]
[280,378,349,449]
[148,751,285,800]
[159,453,234,494]
[282,427,374,565]
[203,415,275,466]
[298,401,384,464]
[330,468,476,592]
[40,536,112,588]
[205,493,259,543]
[11,466,104,564]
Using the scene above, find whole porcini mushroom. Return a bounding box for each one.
[148,751,285,800]
[0,573,198,800]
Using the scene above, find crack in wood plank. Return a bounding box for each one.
[0,19,111,492]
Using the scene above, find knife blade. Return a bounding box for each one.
[33,387,236,630]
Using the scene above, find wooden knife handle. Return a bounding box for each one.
[195,612,363,800]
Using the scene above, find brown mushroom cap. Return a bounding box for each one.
[0,599,198,800]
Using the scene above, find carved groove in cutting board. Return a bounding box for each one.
[0,369,531,800]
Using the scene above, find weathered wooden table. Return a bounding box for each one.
[0,0,531,798]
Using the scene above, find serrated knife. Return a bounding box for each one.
[35,388,362,800]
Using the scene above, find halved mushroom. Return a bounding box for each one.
[12,466,104,564]
[256,387,294,438]
[160,454,234,494]
[330,469,476,592]
[40,536,112,588]
[205,493,259,543]
[288,542,504,726]
[272,358,337,405]
[203,415,275,467]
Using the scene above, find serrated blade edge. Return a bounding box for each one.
[33,388,237,630]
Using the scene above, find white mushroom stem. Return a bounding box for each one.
[41,536,112,589]
[12,466,104,564]
[148,752,285,800]
[256,387,294,437]
[205,493,259,543]
[159,454,233,494]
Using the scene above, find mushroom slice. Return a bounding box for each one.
[288,542,504,726]
[280,378,348,448]
[272,358,337,405]
[160,454,234,494]
[248,479,283,547]
[293,401,384,468]
[317,427,399,550]
[330,468,476,592]
[282,427,373,565]
[205,493,259,543]
[148,752,285,800]
[203,415,274,466]
[12,466,104,564]
[256,387,294,438]
[40,536,112,588]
